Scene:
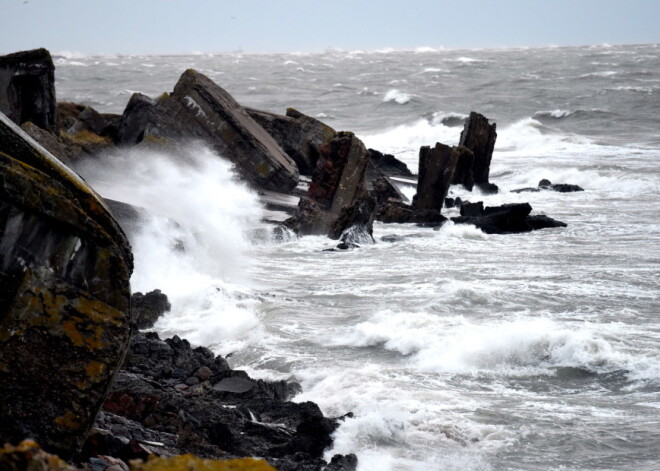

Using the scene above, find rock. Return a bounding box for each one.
[451,145,475,190]
[0,48,57,131]
[370,175,405,204]
[527,214,568,230]
[445,196,463,209]
[98,331,339,469]
[69,106,119,141]
[458,112,497,185]
[477,182,499,194]
[376,201,446,226]
[131,455,277,471]
[325,454,358,471]
[288,132,373,238]
[143,70,299,192]
[512,179,584,194]
[367,148,413,177]
[452,202,566,234]
[413,142,459,211]
[117,93,156,146]
[286,108,337,175]
[20,121,74,163]
[0,111,133,459]
[245,108,320,176]
[0,440,76,471]
[329,194,376,242]
[460,201,484,217]
[104,199,145,237]
[131,290,171,329]
[57,102,86,132]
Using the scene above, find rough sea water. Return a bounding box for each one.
[59,44,660,470]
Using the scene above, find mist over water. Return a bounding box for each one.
[65,44,660,470]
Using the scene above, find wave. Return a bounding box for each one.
[383,89,412,105]
[74,142,265,355]
[333,313,658,381]
[533,108,617,120]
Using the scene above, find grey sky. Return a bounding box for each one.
[2,0,658,55]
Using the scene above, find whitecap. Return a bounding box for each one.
[383,89,412,105]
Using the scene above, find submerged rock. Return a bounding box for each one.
[0,111,133,459]
[0,48,57,131]
[512,178,585,193]
[458,112,497,186]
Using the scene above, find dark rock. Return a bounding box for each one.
[289,132,372,238]
[96,331,338,468]
[477,182,499,194]
[329,194,376,242]
[247,107,334,177]
[367,148,413,177]
[57,102,86,132]
[377,201,446,226]
[335,241,360,250]
[527,214,568,230]
[143,69,299,192]
[286,108,337,175]
[460,201,484,217]
[0,111,133,459]
[20,121,74,163]
[451,203,565,234]
[414,142,459,211]
[0,48,57,131]
[370,175,405,204]
[513,179,584,194]
[104,199,145,237]
[451,145,475,190]
[325,454,358,471]
[131,289,171,330]
[69,106,119,141]
[117,93,156,146]
[458,112,497,185]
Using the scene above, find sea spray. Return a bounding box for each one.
[75,143,265,354]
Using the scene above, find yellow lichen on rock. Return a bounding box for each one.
[0,440,76,471]
[131,455,278,471]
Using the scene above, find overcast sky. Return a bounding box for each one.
[2,0,659,55]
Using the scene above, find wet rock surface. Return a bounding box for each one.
[512,179,585,193]
[286,132,374,238]
[141,70,299,192]
[84,331,356,471]
[458,112,497,186]
[414,142,459,211]
[451,202,567,234]
[0,111,133,460]
[131,290,172,330]
[367,148,413,177]
[0,48,57,131]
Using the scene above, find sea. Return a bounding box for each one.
[54,44,660,470]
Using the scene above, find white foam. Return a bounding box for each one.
[74,143,265,355]
[383,89,412,105]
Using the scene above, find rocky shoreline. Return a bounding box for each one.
[1,47,579,470]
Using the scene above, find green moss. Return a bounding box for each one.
[131,455,278,471]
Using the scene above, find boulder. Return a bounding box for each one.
[458,112,496,185]
[367,148,413,177]
[0,111,133,459]
[329,194,376,242]
[142,70,299,192]
[117,93,156,146]
[512,179,585,194]
[57,102,86,132]
[452,202,567,234]
[288,132,373,238]
[131,290,172,330]
[286,108,337,174]
[246,108,308,173]
[68,106,120,141]
[413,142,459,211]
[0,48,57,131]
[376,201,446,226]
[20,121,73,163]
[450,145,475,190]
[370,175,405,204]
